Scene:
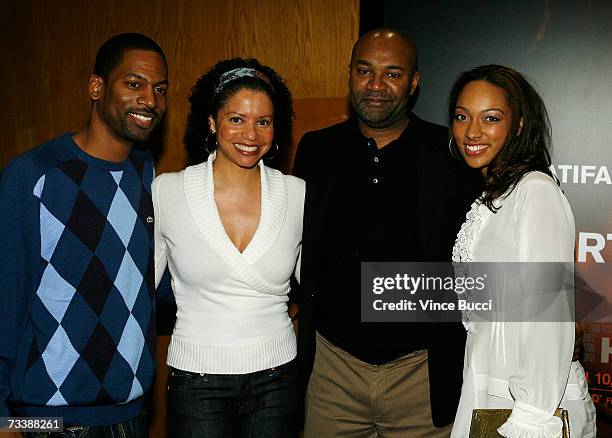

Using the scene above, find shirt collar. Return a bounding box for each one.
[347,113,415,151]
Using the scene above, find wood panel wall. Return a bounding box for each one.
[1,1,357,436]
[1,0,357,172]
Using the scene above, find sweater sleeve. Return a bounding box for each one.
[0,160,41,417]
[294,175,306,285]
[152,174,169,290]
[498,173,575,438]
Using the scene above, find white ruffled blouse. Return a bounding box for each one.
[450,172,596,438]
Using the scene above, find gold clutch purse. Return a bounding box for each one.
[469,408,569,437]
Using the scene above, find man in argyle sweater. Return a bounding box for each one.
[0,33,168,436]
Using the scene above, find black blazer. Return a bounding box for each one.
[292,114,481,427]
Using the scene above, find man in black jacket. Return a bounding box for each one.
[293,28,479,437]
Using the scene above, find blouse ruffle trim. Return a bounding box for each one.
[452,197,492,332]
[452,198,492,263]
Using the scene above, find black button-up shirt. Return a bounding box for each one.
[317,118,427,364]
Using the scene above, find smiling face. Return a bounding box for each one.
[452,80,514,175]
[92,49,168,144]
[209,88,274,170]
[349,31,419,130]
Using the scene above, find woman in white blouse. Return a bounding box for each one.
[153,58,303,437]
[448,65,596,437]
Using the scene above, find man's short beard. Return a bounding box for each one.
[119,116,157,143]
[351,96,405,128]
[354,102,397,126]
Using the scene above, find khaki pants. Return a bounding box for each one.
[304,332,452,438]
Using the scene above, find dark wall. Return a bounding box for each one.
[385,0,612,259]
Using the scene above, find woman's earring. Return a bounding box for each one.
[448,137,459,159]
[265,143,279,160]
[205,132,217,155]
[517,119,524,137]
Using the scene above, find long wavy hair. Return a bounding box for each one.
[184,58,294,167]
[448,64,555,212]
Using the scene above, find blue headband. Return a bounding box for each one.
[214,67,274,95]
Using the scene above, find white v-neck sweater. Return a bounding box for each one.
[153,155,304,374]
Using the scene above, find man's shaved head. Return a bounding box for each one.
[350,28,418,74]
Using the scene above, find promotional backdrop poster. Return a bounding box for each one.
[385,0,612,431]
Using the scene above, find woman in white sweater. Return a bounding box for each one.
[448,65,596,437]
[153,58,304,437]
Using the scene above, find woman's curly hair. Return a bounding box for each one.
[448,64,556,212]
[184,58,294,168]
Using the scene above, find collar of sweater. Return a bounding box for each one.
[183,153,290,296]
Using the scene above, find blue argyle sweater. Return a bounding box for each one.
[0,134,156,425]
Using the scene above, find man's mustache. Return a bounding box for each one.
[359,92,393,100]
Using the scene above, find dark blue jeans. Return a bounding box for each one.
[167,359,299,438]
[24,411,148,437]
